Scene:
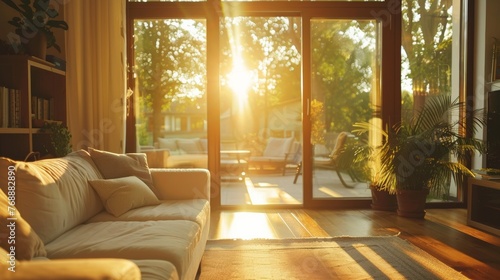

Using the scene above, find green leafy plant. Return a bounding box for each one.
[354,94,485,197]
[2,0,69,52]
[42,122,72,157]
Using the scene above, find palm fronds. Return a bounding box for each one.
[353,94,485,195]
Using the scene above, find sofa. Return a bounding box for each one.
[0,148,210,280]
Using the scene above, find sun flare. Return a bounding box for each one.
[227,58,253,107]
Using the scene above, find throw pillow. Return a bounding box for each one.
[89,176,160,217]
[0,189,47,260]
[88,148,159,196]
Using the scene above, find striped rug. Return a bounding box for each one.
[199,236,468,280]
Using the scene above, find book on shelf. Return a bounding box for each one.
[0,86,8,128]
[31,95,56,126]
[0,86,21,128]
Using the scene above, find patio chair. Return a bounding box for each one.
[248,137,301,175]
[293,132,360,188]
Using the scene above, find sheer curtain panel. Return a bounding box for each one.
[65,0,126,153]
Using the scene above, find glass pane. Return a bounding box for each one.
[133,19,207,169]
[401,1,460,202]
[311,19,381,199]
[219,16,303,206]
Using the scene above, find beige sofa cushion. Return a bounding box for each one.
[89,176,160,217]
[86,199,210,227]
[0,151,104,244]
[45,220,201,280]
[88,148,159,196]
[0,189,46,260]
[133,260,179,280]
[1,258,142,280]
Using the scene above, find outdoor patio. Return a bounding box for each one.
[220,169,371,206]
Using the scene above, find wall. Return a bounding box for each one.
[0,1,66,59]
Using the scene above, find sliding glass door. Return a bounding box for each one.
[126,1,401,208]
[309,19,381,201]
[219,16,303,206]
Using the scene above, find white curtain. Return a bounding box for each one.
[64,0,126,153]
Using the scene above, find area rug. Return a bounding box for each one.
[199,236,468,280]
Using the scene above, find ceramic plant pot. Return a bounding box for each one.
[396,189,430,219]
[26,32,47,59]
[370,185,397,211]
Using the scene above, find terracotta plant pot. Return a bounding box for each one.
[370,185,397,211]
[396,189,430,219]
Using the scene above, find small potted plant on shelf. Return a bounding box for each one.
[41,121,72,158]
[1,0,68,58]
[355,94,485,218]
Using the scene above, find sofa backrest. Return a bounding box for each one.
[0,150,104,244]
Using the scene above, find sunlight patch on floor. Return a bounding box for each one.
[246,178,301,205]
[214,212,277,239]
[210,210,331,239]
[354,244,405,279]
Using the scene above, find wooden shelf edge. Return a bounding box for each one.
[0,55,65,75]
[0,128,31,134]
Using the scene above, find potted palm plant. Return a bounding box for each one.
[2,0,68,58]
[355,94,485,218]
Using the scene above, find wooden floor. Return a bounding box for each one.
[208,208,500,280]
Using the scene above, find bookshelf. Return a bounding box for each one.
[0,55,66,160]
[468,178,500,236]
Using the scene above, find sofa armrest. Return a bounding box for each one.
[0,259,140,280]
[150,168,210,200]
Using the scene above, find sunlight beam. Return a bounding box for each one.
[227,57,254,109]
